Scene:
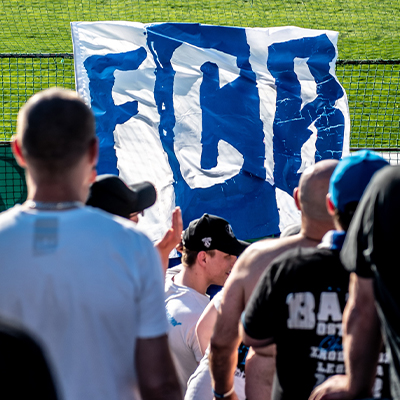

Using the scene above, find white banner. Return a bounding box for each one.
[72,22,350,242]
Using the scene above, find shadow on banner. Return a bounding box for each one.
[0,143,27,212]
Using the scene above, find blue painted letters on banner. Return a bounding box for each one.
[268,34,344,194]
[146,23,277,239]
[84,49,147,175]
[84,24,345,239]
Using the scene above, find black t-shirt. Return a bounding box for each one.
[341,165,400,400]
[0,319,59,399]
[243,244,391,400]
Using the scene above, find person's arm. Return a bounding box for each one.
[136,334,182,400]
[196,295,219,356]
[240,316,275,398]
[209,270,245,399]
[309,273,382,400]
[155,207,183,273]
[209,241,278,400]
[244,346,276,400]
[343,274,382,396]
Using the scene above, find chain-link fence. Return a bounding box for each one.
[0,143,27,211]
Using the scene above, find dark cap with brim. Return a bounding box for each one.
[86,174,157,219]
[182,213,249,257]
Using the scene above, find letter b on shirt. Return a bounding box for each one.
[286,292,316,329]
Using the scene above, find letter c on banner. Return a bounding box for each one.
[170,44,244,189]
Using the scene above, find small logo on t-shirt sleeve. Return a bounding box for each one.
[166,310,182,327]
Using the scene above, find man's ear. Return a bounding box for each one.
[88,137,99,166]
[11,137,27,168]
[197,250,207,267]
[89,166,97,184]
[87,138,99,184]
[175,242,184,254]
[326,194,336,217]
[293,187,301,211]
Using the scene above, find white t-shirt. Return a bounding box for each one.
[185,289,246,400]
[0,205,168,400]
[165,265,210,395]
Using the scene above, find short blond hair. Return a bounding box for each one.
[181,247,215,267]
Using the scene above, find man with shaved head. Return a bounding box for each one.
[209,159,338,400]
[241,151,390,400]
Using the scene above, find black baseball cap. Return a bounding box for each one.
[86,174,157,219]
[182,213,249,257]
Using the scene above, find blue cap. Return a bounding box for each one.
[329,150,389,212]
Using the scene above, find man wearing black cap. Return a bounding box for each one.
[86,174,183,271]
[165,213,248,395]
[86,174,157,222]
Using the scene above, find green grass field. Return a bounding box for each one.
[0,0,399,147]
[1,0,399,58]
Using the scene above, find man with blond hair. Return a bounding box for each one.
[166,213,248,395]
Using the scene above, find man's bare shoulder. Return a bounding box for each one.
[238,234,308,272]
[228,233,316,301]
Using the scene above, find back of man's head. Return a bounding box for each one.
[297,159,339,223]
[16,88,96,174]
[328,150,389,230]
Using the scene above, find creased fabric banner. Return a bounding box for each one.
[71,22,350,243]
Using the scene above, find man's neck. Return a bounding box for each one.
[24,156,92,204]
[300,217,335,244]
[173,264,209,296]
[25,173,88,204]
